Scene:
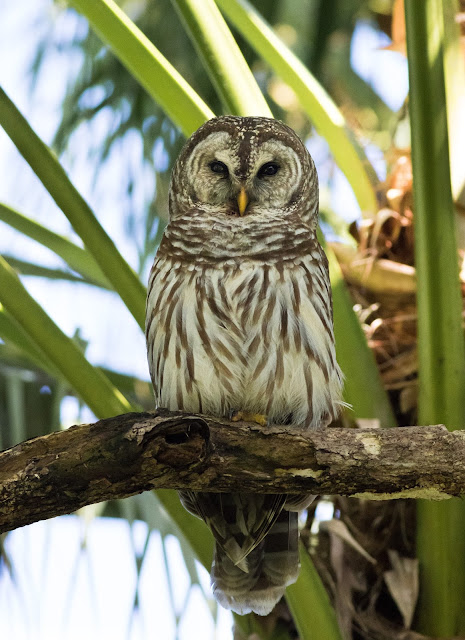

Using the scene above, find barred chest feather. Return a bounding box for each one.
[146,251,343,430]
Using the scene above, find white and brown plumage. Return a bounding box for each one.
[146,116,344,615]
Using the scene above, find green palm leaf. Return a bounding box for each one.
[405,0,465,635]
[216,0,378,216]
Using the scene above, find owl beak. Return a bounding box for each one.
[237,188,249,216]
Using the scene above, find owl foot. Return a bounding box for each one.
[231,411,267,426]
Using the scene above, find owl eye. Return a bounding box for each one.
[209,160,229,175]
[257,162,280,178]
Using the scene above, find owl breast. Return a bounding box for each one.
[146,252,343,430]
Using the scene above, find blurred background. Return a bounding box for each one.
[1,1,464,639]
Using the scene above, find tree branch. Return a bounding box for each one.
[1,409,464,534]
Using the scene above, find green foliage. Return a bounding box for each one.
[286,543,343,640]
[405,0,465,635]
[69,0,214,136]
[0,203,110,288]
[0,88,146,330]
[0,254,131,418]
[325,240,396,427]
[172,0,272,116]
[4,0,449,637]
[216,0,378,215]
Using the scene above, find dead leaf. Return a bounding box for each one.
[327,530,359,640]
[322,519,376,565]
[384,549,419,628]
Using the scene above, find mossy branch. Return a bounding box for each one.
[1,410,463,534]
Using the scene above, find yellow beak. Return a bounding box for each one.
[237,188,249,216]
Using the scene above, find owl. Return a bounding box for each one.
[146,116,344,616]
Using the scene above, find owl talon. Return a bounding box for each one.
[231,411,267,427]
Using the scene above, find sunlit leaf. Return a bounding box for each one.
[69,0,214,135]
[405,0,465,634]
[0,88,146,330]
[216,0,378,216]
[172,0,271,116]
[0,203,110,288]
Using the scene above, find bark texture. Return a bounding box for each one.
[1,409,464,533]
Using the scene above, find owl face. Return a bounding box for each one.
[170,116,318,225]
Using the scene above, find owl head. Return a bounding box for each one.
[169,116,319,230]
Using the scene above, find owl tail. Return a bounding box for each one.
[211,509,300,616]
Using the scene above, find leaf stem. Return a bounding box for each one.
[216,0,378,216]
[172,0,272,117]
[405,0,465,634]
[0,88,146,330]
[69,0,214,135]
[0,255,131,418]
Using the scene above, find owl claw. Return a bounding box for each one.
[231,411,267,427]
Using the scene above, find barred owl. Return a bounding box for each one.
[146,116,344,616]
